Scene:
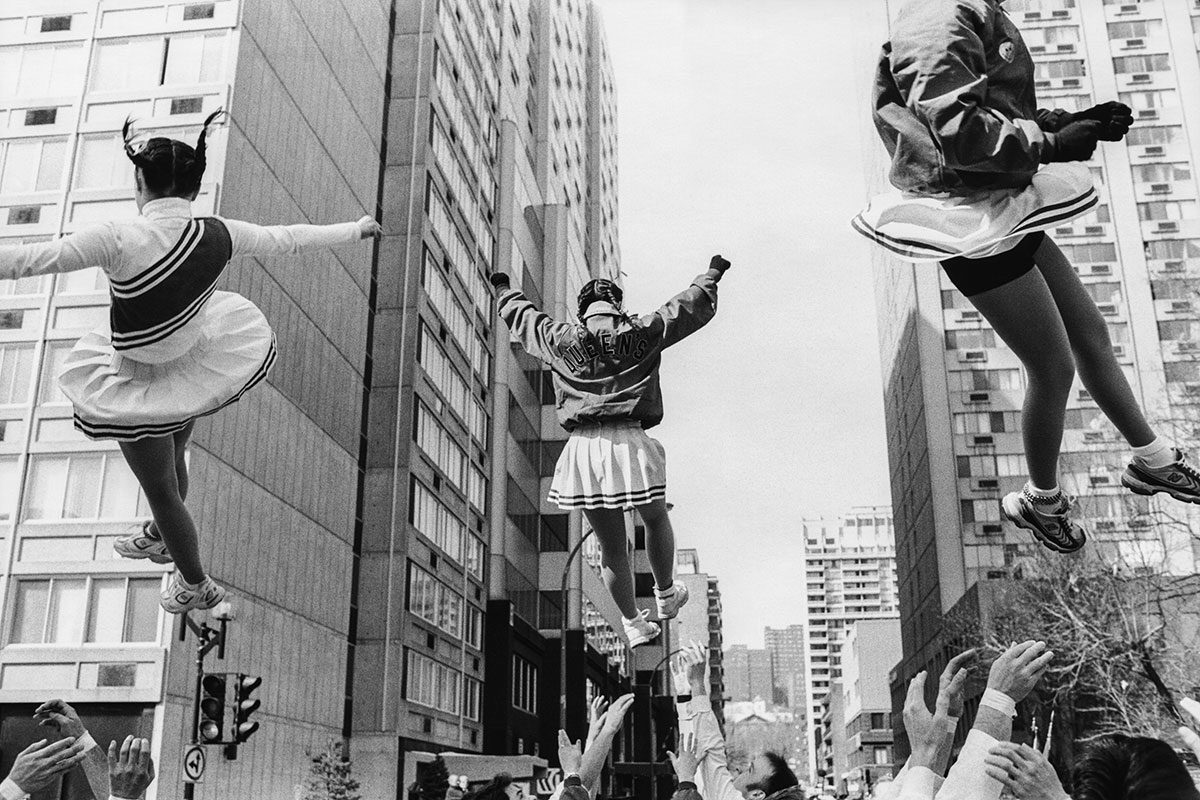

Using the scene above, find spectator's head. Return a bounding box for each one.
[468,773,526,800]
[732,751,800,799]
[123,111,223,208]
[1072,734,1200,800]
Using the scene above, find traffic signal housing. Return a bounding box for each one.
[198,673,227,744]
[233,674,262,743]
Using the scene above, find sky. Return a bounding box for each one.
[595,0,893,648]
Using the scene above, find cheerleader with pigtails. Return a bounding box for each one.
[855,0,1200,553]
[0,111,381,613]
[491,256,729,646]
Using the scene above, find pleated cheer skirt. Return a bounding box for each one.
[58,291,277,441]
[548,421,667,510]
[851,162,1097,262]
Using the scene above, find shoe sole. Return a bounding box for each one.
[1121,473,1200,504]
[114,541,173,564]
[626,625,662,648]
[160,583,227,615]
[657,586,690,620]
[1000,494,1085,554]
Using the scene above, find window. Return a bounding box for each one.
[1126,126,1183,147]
[0,343,35,404]
[418,324,488,446]
[24,108,57,126]
[950,369,1022,392]
[961,499,1000,523]
[406,650,476,718]
[1113,54,1171,74]
[0,457,18,521]
[953,411,1016,434]
[945,330,997,349]
[1139,201,1197,222]
[1024,25,1080,47]
[1133,163,1191,184]
[22,452,149,521]
[91,39,163,92]
[40,16,73,32]
[169,97,204,115]
[1119,88,1177,113]
[7,207,41,225]
[1108,20,1163,39]
[75,134,134,189]
[1,139,67,193]
[10,576,159,644]
[414,401,468,491]
[183,3,216,20]
[410,478,464,563]
[874,746,890,765]
[3,44,85,98]
[162,33,226,85]
[1146,240,1200,260]
[513,655,538,713]
[1034,60,1084,80]
[1085,283,1122,304]
[406,562,465,642]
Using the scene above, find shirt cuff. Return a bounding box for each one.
[76,732,97,751]
[0,778,29,800]
[901,765,939,798]
[677,780,698,790]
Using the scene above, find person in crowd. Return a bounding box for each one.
[0,111,382,613]
[546,693,636,800]
[667,731,703,800]
[490,257,729,646]
[672,641,804,799]
[984,694,1200,800]
[0,738,90,800]
[854,0,1200,553]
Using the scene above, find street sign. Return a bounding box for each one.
[183,745,206,783]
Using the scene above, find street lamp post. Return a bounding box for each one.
[560,526,596,731]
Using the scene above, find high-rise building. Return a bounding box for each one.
[673,548,726,721]
[801,506,898,780]
[867,0,1200,748]
[841,619,902,798]
[724,643,777,705]
[764,624,806,708]
[816,679,846,796]
[0,0,625,796]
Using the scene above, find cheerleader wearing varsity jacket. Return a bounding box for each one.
[0,112,381,613]
[491,256,729,646]
[854,0,1200,553]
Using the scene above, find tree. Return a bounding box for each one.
[412,755,450,800]
[303,739,361,800]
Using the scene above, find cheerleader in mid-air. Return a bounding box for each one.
[491,256,729,645]
[854,0,1200,552]
[0,111,381,612]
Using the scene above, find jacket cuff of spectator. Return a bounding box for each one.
[0,778,29,800]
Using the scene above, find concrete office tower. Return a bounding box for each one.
[801,506,898,781]
[765,624,806,708]
[725,644,776,705]
[867,0,1200,746]
[840,619,902,798]
[673,548,727,721]
[816,680,846,797]
[0,1,386,797]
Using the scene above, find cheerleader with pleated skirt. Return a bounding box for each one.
[0,111,381,613]
[491,256,730,646]
[854,0,1200,554]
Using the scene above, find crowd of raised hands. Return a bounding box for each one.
[1,700,156,800]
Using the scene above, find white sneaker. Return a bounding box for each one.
[160,572,226,614]
[622,609,661,647]
[114,521,173,564]
[654,581,689,620]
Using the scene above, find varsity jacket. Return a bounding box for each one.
[872,0,1074,193]
[497,271,720,432]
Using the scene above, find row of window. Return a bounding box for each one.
[410,477,484,580]
[422,250,490,380]
[10,575,160,646]
[0,451,149,523]
[427,177,491,311]
[513,654,537,713]
[433,50,487,185]
[405,649,482,721]
[430,111,495,282]
[407,561,482,649]
[435,1,497,147]
[418,323,488,447]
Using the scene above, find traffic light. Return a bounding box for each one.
[198,673,227,744]
[232,674,262,743]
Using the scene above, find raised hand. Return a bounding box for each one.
[1076,100,1133,142]
[34,699,87,739]
[936,649,976,718]
[557,729,583,776]
[586,695,609,746]
[987,641,1054,703]
[602,693,636,735]
[709,255,731,272]
[666,730,700,784]
[489,272,511,290]
[356,216,382,239]
[7,738,89,794]
[109,736,156,799]
[984,742,1068,800]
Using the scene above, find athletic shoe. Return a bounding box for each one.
[1001,489,1087,553]
[654,581,690,620]
[1122,449,1200,504]
[622,609,661,647]
[114,521,173,564]
[160,572,226,614]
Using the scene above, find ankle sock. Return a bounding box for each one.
[1025,482,1061,500]
[654,583,676,597]
[1133,437,1175,468]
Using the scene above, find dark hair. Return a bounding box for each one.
[577,278,626,320]
[468,772,513,800]
[748,751,799,796]
[1072,734,1200,800]
[123,109,225,198]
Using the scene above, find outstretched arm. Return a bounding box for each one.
[492,272,576,363]
[33,700,110,800]
[0,224,119,282]
[656,255,728,348]
[672,643,742,800]
[224,215,379,258]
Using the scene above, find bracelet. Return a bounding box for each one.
[980,688,1017,717]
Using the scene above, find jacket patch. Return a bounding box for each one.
[999,40,1016,62]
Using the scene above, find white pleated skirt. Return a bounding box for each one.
[58,291,277,442]
[852,162,1097,262]
[548,421,667,510]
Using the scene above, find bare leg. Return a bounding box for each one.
[967,269,1077,488]
[582,507,638,619]
[120,435,205,584]
[1034,236,1157,447]
[635,498,676,591]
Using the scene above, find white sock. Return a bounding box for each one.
[1025,482,1061,500]
[654,583,676,597]
[1133,437,1175,468]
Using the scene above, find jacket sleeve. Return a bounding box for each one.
[653,273,719,349]
[888,0,1050,173]
[556,775,592,800]
[497,287,576,364]
[934,729,1003,800]
[677,697,741,800]
[670,782,704,800]
[223,218,362,258]
[0,224,119,281]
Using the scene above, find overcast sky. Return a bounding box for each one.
[595,0,893,648]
